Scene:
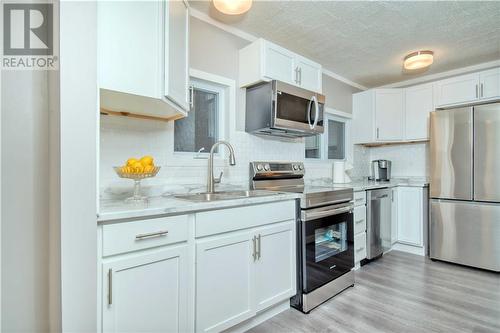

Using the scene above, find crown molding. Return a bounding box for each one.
[321,68,367,91]
[378,59,500,88]
[189,7,367,91]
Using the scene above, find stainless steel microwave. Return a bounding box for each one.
[245,80,325,138]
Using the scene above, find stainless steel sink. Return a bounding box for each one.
[174,190,279,202]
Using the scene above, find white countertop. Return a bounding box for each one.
[334,178,429,192]
[98,190,300,223]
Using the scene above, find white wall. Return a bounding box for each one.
[369,143,429,178]
[99,17,361,197]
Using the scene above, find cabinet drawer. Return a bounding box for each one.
[195,200,296,238]
[353,206,367,235]
[354,232,367,263]
[102,215,189,256]
[354,191,366,207]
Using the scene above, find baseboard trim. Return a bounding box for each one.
[392,242,425,256]
[224,300,290,333]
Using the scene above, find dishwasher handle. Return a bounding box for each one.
[371,194,389,200]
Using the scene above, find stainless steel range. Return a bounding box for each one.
[250,161,354,313]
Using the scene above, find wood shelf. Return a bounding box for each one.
[100,108,184,122]
[357,140,429,148]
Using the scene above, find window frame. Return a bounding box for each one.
[305,108,352,163]
[173,76,226,159]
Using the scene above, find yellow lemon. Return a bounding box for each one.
[132,162,144,174]
[140,156,154,167]
[144,165,154,173]
[127,158,138,166]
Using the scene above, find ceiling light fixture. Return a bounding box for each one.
[404,50,434,70]
[213,0,252,15]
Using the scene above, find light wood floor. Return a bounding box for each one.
[248,251,500,333]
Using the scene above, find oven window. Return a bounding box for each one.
[314,222,347,262]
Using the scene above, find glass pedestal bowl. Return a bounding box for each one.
[114,166,161,204]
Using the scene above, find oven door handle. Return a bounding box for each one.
[302,206,353,221]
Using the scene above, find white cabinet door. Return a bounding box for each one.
[352,90,375,144]
[404,83,433,140]
[354,232,367,263]
[479,67,500,100]
[296,56,322,92]
[391,187,398,245]
[434,73,479,107]
[196,232,255,333]
[254,221,296,312]
[397,187,423,246]
[102,246,189,333]
[165,0,189,110]
[98,0,162,99]
[263,42,296,85]
[375,89,404,141]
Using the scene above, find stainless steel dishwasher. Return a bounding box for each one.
[366,188,392,260]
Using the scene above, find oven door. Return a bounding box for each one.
[273,81,324,134]
[301,203,354,293]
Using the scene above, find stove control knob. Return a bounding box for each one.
[299,164,304,170]
[293,164,299,171]
[256,164,263,171]
[264,164,271,171]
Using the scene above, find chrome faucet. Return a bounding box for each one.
[207,141,236,193]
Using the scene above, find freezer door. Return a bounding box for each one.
[430,199,500,272]
[474,103,500,202]
[430,108,473,200]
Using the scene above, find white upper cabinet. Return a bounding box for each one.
[479,67,500,100]
[434,67,500,107]
[434,73,479,107]
[375,89,404,141]
[404,83,434,140]
[352,89,404,143]
[295,55,323,92]
[98,0,189,119]
[239,39,322,93]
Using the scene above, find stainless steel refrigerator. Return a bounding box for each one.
[430,102,500,272]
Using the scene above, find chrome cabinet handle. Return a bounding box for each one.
[298,67,302,85]
[475,84,479,98]
[480,83,484,98]
[356,247,364,252]
[355,219,364,224]
[135,230,169,240]
[108,269,113,306]
[294,67,299,84]
[376,127,380,139]
[252,236,257,261]
[257,234,261,259]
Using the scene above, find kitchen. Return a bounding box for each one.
[1,1,500,332]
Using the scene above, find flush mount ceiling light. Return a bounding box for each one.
[213,0,252,15]
[403,50,434,70]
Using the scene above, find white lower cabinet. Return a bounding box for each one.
[102,246,189,333]
[397,187,424,247]
[391,187,398,245]
[196,231,255,333]
[254,222,296,311]
[195,220,296,333]
[353,191,367,267]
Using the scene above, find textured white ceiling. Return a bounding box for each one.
[189,1,500,87]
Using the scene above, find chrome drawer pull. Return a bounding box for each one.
[355,219,364,224]
[356,247,364,252]
[135,230,169,240]
[108,269,113,306]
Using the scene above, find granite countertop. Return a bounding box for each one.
[333,178,429,192]
[306,177,429,192]
[98,188,300,223]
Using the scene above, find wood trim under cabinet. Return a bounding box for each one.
[100,108,184,122]
[356,139,429,148]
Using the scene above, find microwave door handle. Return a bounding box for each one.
[307,98,313,129]
[312,95,319,129]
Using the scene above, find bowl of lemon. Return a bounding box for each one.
[114,156,160,203]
